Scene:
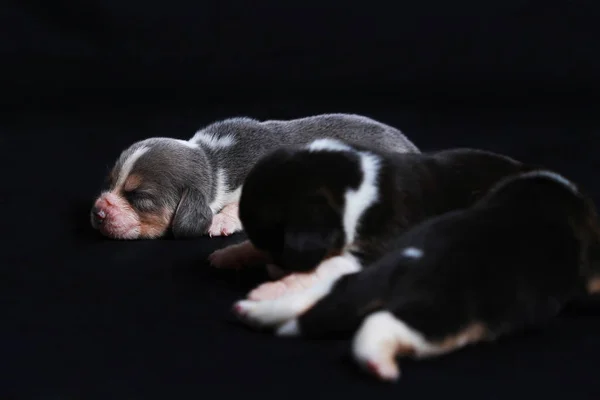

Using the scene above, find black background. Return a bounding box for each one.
[2,1,600,399]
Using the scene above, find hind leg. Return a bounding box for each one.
[352,311,431,381]
[352,311,489,382]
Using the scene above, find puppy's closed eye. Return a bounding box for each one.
[124,189,157,211]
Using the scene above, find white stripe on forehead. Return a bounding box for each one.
[115,146,149,189]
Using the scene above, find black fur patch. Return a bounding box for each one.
[239,146,361,272]
[239,144,533,275]
[296,170,600,344]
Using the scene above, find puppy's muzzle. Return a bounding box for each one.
[91,206,106,228]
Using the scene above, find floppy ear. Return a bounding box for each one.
[171,188,213,238]
[279,194,343,272]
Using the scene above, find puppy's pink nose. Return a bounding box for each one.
[92,206,106,227]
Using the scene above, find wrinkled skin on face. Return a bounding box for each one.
[90,138,214,239]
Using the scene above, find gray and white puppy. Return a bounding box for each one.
[90,113,419,240]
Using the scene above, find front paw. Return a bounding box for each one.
[248,280,290,301]
[208,247,238,268]
[248,272,319,301]
[208,244,248,269]
[208,240,268,270]
[232,300,289,329]
[207,212,242,237]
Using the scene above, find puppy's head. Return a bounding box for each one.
[484,169,600,294]
[239,139,367,272]
[91,138,214,239]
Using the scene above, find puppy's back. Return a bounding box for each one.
[262,113,420,154]
[352,148,531,264]
[295,169,595,340]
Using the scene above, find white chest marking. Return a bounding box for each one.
[343,152,381,244]
[115,146,149,190]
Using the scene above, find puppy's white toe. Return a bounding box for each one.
[276,319,301,337]
[232,298,298,329]
[233,300,254,318]
[232,300,272,328]
[207,212,242,237]
[358,358,401,382]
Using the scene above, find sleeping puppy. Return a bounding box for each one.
[89,113,418,239]
[209,139,533,301]
[264,169,600,382]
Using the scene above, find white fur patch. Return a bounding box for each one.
[315,252,363,279]
[191,130,236,148]
[115,146,149,189]
[276,318,301,337]
[402,247,423,259]
[235,277,339,328]
[343,152,381,244]
[352,311,437,381]
[177,139,199,148]
[307,138,353,152]
[208,169,243,213]
[235,253,362,329]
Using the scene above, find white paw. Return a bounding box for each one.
[207,212,242,237]
[247,280,290,301]
[232,298,300,330]
[356,357,401,382]
[248,272,319,301]
[276,319,301,337]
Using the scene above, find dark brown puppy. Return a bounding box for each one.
[209,139,533,301]
[268,169,600,382]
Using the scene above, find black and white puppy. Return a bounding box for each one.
[209,139,533,301]
[90,114,418,239]
[268,169,600,382]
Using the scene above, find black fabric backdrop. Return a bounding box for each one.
[2,1,600,399]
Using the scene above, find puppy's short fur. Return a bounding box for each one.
[269,170,600,382]
[210,140,532,300]
[90,114,418,239]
